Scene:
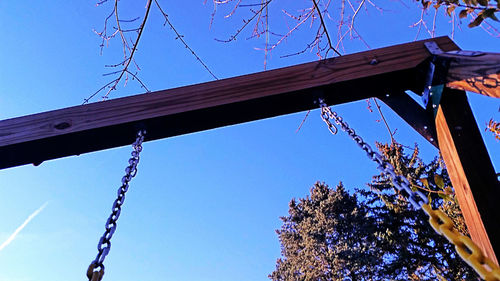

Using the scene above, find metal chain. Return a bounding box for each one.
[319,99,428,210]
[318,99,500,280]
[422,205,500,280]
[87,129,146,281]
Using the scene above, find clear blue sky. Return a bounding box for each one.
[0,1,498,281]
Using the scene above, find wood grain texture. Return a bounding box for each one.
[447,73,500,98]
[441,52,500,98]
[0,37,459,170]
[435,88,500,265]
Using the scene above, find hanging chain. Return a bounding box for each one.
[87,129,146,281]
[422,204,500,280]
[319,99,428,210]
[318,99,500,281]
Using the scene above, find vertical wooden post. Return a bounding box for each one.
[435,87,500,264]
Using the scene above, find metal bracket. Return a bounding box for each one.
[428,85,444,118]
[422,42,447,117]
[422,60,436,107]
[446,50,484,57]
[422,40,486,116]
[424,42,444,55]
[424,41,484,57]
[422,66,444,118]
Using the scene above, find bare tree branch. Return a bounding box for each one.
[214,0,273,42]
[311,0,341,57]
[84,0,153,104]
[373,98,396,144]
[155,0,219,80]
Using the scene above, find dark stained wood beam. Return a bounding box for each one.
[379,91,438,148]
[442,51,500,98]
[0,37,459,170]
[447,73,500,98]
[435,87,500,265]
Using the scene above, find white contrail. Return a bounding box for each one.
[0,202,48,252]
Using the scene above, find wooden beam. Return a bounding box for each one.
[447,73,500,98]
[435,87,500,264]
[0,37,459,170]
[379,91,438,148]
[439,51,500,98]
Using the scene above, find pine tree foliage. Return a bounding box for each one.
[270,143,480,281]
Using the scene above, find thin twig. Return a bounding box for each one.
[352,26,370,49]
[411,8,425,41]
[431,6,438,38]
[295,110,311,133]
[83,79,118,104]
[264,0,269,69]
[84,0,152,104]
[373,98,395,144]
[280,36,320,58]
[125,70,150,92]
[474,10,500,37]
[214,0,273,42]
[349,0,366,38]
[337,0,346,49]
[93,7,119,54]
[240,1,271,7]
[114,0,130,66]
[335,0,367,52]
[311,0,341,57]
[267,8,314,52]
[411,183,449,195]
[101,0,152,100]
[224,0,243,18]
[155,0,218,80]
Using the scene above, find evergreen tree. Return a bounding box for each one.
[270,143,480,281]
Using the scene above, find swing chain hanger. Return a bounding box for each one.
[87,129,146,281]
[318,99,500,280]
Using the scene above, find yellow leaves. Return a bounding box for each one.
[468,8,500,28]
[420,177,429,188]
[421,0,433,10]
[486,119,500,140]
[434,174,445,189]
[446,5,456,16]
[418,175,454,202]
[444,186,454,196]
[421,0,500,28]
[420,175,445,189]
[459,9,470,18]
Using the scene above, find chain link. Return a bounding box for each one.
[87,129,146,281]
[319,99,428,210]
[318,99,500,280]
[422,205,500,280]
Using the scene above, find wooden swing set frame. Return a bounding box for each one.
[0,36,499,265]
